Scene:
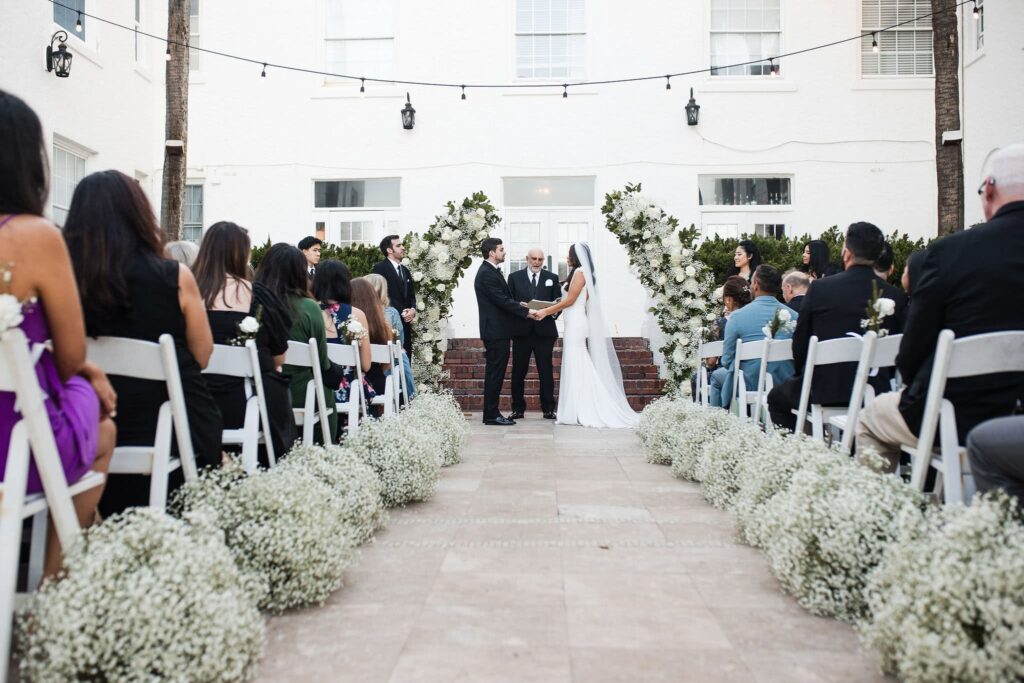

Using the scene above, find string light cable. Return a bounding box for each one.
[46,0,971,93]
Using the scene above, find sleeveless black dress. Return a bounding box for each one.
[86,256,223,516]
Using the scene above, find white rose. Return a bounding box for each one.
[476,208,486,217]
[681,249,691,258]
[451,229,462,238]
[657,274,668,286]
[477,230,489,240]
[646,207,661,219]
[238,316,259,334]
[412,271,424,282]
[874,297,896,317]
[460,239,470,249]
[347,319,365,335]
[683,278,698,293]
[777,308,792,323]
[0,293,24,333]
[416,301,425,311]
[642,230,652,240]
[436,283,446,292]
[685,265,696,277]
[672,346,686,364]
[441,229,453,241]
[624,210,637,221]
[712,286,724,301]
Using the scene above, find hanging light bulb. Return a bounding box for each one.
[261,63,267,78]
[871,33,879,53]
[75,12,83,32]
[359,78,365,96]
[972,0,980,19]
[460,85,466,100]
[165,43,171,61]
[665,75,671,91]
[769,58,778,76]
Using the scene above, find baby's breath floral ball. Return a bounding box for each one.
[861,492,1024,683]
[694,417,767,511]
[282,443,389,545]
[670,408,737,482]
[18,509,264,682]
[345,412,443,507]
[402,391,468,467]
[638,397,696,465]
[173,465,357,613]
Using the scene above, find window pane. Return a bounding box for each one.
[326,0,393,39]
[325,38,394,80]
[503,177,595,207]
[314,179,400,208]
[697,176,792,206]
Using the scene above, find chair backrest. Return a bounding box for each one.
[696,340,724,405]
[326,341,359,367]
[204,344,256,379]
[838,331,878,453]
[0,329,80,547]
[753,338,793,424]
[731,338,768,417]
[286,339,313,367]
[286,338,332,444]
[736,339,767,362]
[370,343,392,365]
[699,341,724,359]
[872,333,902,370]
[87,334,198,480]
[794,335,865,435]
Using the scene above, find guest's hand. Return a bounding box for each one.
[401,308,415,323]
[82,361,118,418]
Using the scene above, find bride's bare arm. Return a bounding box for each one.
[535,271,585,319]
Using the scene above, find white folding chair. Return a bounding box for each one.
[87,334,197,511]
[753,338,793,428]
[829,333,906,452]
[325,340,364,435]
[360,343,398,417]
[907,330,1024,504]
[792,335,865,441]
[696,340,724,406]
[390,342,409,411]
[286,338,334,445]
[731,339,767,421]
[2,329,103,681]
[203,341,275,473]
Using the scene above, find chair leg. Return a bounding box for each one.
[240,400,260,474]
[27,511,47,590]
[149,451,170,512]
[811,406,824,442]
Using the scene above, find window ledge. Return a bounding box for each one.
[699,80,797,93]
[852,78,934,91]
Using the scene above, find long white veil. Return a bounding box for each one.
[573,242,637,418]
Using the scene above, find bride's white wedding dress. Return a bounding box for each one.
[556,244,640,429]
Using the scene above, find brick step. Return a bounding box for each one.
[443,349,655,364]
[443,364,662,380]
[447,337,651,351]
[446,378,665,394]
[456,395,655,412]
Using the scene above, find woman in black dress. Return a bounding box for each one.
[802,239,839,280]
[724,239,762,283]
[192,222,296,461]
[63,170,222,515]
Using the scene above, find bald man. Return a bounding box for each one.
[507,249,562,419]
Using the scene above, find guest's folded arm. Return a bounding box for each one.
[178,263,214,369]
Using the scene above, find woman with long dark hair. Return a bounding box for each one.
[256,243,343,441]
[63,169,222,515]
[902,249,928,296]
[725,240,762,282]
[350,276,394,399]
[193,222,295,458]
[802,239,838,279]
[0,90,115,576]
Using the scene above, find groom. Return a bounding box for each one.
[474,237,535,426]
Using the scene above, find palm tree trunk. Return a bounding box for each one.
[161,0,190,241]
[931,0,964,235]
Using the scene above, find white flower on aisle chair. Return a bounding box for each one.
[0,292,24,334]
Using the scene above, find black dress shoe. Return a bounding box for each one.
[483,416,516,426]
[543,411,557,420]
[509,411,525,420]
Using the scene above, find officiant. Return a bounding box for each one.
[507,248,561,420]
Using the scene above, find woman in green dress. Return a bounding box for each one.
[254,244,344,442]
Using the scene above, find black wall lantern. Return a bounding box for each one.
[684,88,700,126]
[46,31,73,78]
[401,92,416,130]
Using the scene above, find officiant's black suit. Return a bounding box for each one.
[508,267,561,414]
[372,259,417,356]
[475,261,530,422]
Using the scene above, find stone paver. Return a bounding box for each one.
[255,416,891,683]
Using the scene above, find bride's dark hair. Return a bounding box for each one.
[563,244,581,287]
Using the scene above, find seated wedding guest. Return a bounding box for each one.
[768,222,906,432]
[901,249,927,296]
[967,416,1024,507]
[710,266,796,409]
[365,272,416,401]
[874,242,895,282]
[63,170,222,515]
[192,222,296,460]
[856,144,1024,472]
[298,235,322,278]
[725,239,762,283]
[350,277,393,400]
[311,260,375,415]
[256,243,343,442]
[165,239,199,269]
[706,275,752,406]
[781,269,810,312]
[0,90,115,576]
[802,239,839,279]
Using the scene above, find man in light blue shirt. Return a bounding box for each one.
[710,265,798,408]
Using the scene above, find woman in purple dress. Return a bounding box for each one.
[0,90,116,576]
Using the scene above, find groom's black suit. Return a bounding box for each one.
[508,267,561,414]
[475,261,530,422]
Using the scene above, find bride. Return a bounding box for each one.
[534,242,640,429]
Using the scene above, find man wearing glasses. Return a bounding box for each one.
[507,248,562,420]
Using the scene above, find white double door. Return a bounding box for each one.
[503,209,592,282]
[317,210,401,247]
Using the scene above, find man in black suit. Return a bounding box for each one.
[856,144,1024,471]
[781,269,810,313]
[372,235,417,357]
[475,237,533,426]
[298,236,322,278]
[507,248,561,420]
[768,222,907,433]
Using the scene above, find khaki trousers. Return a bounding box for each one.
[855,390,918,473]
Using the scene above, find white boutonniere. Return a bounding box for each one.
[545,279,553,287]
[0,292,25,336]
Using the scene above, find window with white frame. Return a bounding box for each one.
[337,220,373,247]
[54,0,85,39]
[133,0,147,66]
[324,0,395,82]
[515,0,585,80]
[975,0,984,50]
[184,185,204,242]
[189,0,201,71]
[754,223,787,239]
[709,0,781,77]
[861,0,933,76]
[698,176,792,206]
[314,179,400,208]
[52,145,87,226]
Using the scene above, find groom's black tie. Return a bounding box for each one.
[531,272,538,297]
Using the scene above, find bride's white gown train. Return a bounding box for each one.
[556,276,640,429]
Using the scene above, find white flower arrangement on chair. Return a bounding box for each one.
[17,508,265,682]
[762,306,796,339]
[0,292,25,335]
[860,280,896,338]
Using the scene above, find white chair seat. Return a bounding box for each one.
[105,448,182,476]
[21,471,105,518]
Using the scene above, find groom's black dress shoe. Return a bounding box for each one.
[543,411,557,420]
[509,411,526,420]
[483,416,516,426]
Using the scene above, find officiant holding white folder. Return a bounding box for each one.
[507,248,561,420]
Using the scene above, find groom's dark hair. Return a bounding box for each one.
[481,237,502,259]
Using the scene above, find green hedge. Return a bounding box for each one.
[249,239,382,277]
[694,227,931,287]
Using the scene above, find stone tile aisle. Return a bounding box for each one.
[255,417,892,683]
